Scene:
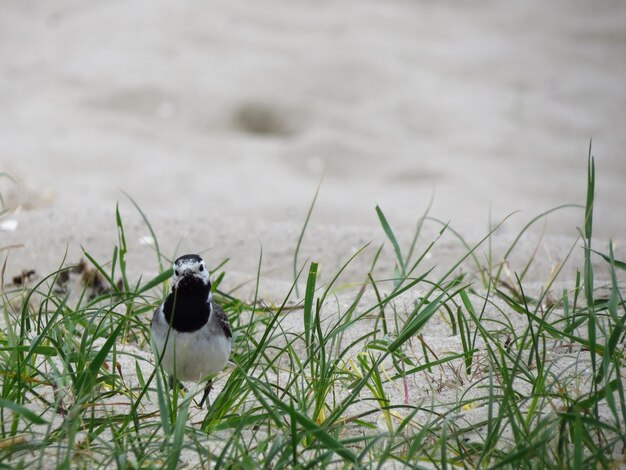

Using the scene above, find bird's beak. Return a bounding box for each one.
[172,269,189,287]
[173,268,203,290]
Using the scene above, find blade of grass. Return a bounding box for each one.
[376,205,406,277]
[0,399,47,425]
[293,177,323,297]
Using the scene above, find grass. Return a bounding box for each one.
[1,150,625,469]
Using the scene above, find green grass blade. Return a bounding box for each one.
[303,262,318,356]
[376,205,406,276]
[138,268,173,294]
[247,377,358,464]
[0,398,47,425]
[293,177,322,296]
[590,248,626,272]
[166,395,192,470]
[121,190,164,272]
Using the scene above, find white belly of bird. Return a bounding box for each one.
[155,328,231,382]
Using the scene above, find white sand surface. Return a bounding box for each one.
[0,1,625,465]
[1,0,625,252]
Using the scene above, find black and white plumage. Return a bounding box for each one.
[151,254,232,407]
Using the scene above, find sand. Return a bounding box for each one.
[0,0,625,465]
[1,0,624,285]
[1,0,625,247]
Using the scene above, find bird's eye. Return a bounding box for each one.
[199,264,204,272]
[175,269,180,276]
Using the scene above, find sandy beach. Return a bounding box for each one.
[1,0,625,252]
[1,0,625,467]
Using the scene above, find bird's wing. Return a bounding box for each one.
[152,303,163,327]
[211,301,232,339]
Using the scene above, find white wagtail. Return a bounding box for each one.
[151,254,232,407]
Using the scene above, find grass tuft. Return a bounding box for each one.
[1,148,624,468]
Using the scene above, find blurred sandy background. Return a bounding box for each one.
[1,0,625,292]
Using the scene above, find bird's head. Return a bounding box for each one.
[171,254,211,292]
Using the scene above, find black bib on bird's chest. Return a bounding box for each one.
[163,279,211,333]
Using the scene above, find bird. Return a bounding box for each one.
[151,254,232,407]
